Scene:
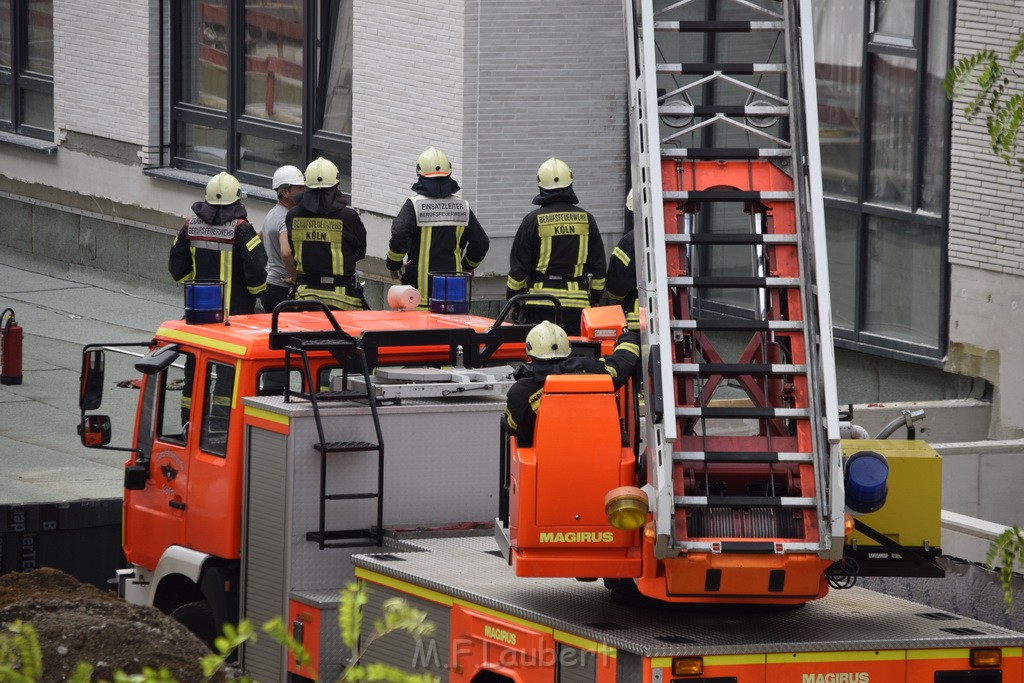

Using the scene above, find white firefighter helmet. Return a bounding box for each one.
[304,157,340,189]
[271,165,305,191]
[537,157,573,190]
[416,147,452,177]
[525,320,572,360]
[205,172,241,206]
[626,188,634,211]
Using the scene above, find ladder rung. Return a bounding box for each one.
[673,363,806,375]
[677,406,810,419]
[664,190,794,202]
[659,104,789,116]
[665,233,798,245]
[669,319,804,331]
[668,276,801,288]
[306,529,381,548]
[675,495,817,508]
[654,20,785,33]
[678,540,824,553]
[316,441,380,453]
[324,492,380,501]
[662,148,791,160]
[657,63,788,75]
[675,451,814,463]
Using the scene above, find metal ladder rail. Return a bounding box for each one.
[284,340,385,550]
[787,0,844,558]
[625,0,679,561]
[627,0,839,558]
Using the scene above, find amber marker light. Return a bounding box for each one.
[604,487,649,531]
[970,648,1002,667]
[671,657,703,676]
[844,513,856,536]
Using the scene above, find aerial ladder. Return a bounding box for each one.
[624,0,844,603]
[499,0,853,605]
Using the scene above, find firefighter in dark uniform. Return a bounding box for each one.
[605,189,640,331]
[386,147,489,307]
[503,321,640,447]
[284,157,368,310]
[506,158,607,336]
[168,171,268,315]
[168,171,267,426]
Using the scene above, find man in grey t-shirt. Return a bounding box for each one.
[260,165,305,313]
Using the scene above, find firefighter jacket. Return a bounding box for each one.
[503,331,640,447]
[168,200,268,315]
[286,186,367,310]
[606,228,639,331]
[386,177,489,307]
[506,187,607,311]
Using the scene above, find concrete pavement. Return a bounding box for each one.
[0,249,182,505]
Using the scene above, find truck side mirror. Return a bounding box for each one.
[78,414,112,447]
[80,350,106,411]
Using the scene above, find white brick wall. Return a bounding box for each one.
[948,0,1024,276]
[352,1,467,216]
[352,0,629,275]
[53,0,155,149]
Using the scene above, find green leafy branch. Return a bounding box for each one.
[986,525,1024,613]
[944,32,1024,172]
[339,582,439,683]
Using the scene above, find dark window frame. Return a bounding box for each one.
[0,0,53,140]
[168,0,351,190]
[821,0,953,367]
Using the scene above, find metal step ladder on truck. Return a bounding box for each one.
[349,0,1024,682]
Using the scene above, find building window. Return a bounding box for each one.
[171,0,353,190]
[815,0,952,363]
[0,0,53,139]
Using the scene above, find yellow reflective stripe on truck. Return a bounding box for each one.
[357,567,613,656]
[651,654,764,669]
[355,567,454,607]
[766,651,905,664]
[156,326,247,356]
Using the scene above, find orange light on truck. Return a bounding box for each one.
[671,657,703,675]
[605,486,649,530]
[970,648,1002,667]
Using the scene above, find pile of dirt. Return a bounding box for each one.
[0,568,228,682]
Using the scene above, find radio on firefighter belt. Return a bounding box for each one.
[1,307,23,386]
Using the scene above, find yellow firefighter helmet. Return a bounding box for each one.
[304,157,340,189]
[205,172,241,206]
[525,320,572,360]
[416,147,452,177]
[537,157,573,190]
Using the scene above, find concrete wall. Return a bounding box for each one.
[937,439,1024,526]
[946,0,1024,437]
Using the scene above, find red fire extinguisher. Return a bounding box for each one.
[1,307,23,386]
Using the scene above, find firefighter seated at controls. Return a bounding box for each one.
[503,320,640,448]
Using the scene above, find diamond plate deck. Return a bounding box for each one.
[353,536,1024,658]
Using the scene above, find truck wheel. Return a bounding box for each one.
[171,600,217,649]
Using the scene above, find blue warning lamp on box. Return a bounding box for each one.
[844,450,889,514]
[183,280,226,324]
[429,272,471,314]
